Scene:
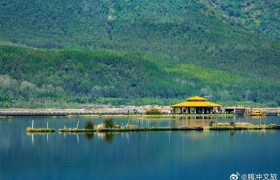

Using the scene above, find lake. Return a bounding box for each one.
[0,116,280,180]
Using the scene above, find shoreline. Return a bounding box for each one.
[1,107,279,117]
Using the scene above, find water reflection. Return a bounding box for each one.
[179,116,215,120]
[96,132,115,143]
[76,134,79,143]
[2,116,280,180]
[24,116,275,147]
[22,114,277,147]
[104,133,115,143]
[85,132,94,140]
[26,132,120,144]
[25,131,181,145]
[26,132,54,145]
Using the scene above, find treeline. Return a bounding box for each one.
[0,46,189,107]
[0,45,280,107]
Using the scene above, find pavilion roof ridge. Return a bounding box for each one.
[171,95,222,107]
[187,96,207,101]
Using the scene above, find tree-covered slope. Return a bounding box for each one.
[201,0,280,39]
[0,0,280,107]
[1,0,280,81]
[1,45,280,107]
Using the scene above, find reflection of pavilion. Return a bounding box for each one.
[171,96,222,114]
[176,119,210,128]
[179,116,216,120]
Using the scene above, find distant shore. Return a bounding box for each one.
[0,106,279,117]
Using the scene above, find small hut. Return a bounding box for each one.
[171,96,222,114]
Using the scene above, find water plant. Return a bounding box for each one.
[26,127,55,132]
[104,118,115,128]
[145,108,161,115]
[229,122,235,126]
[209,121,215,127]
[84,121,94,129]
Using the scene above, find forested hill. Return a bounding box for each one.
[1,0,280,80]
[0,0,280,107]
[1,45,280,107]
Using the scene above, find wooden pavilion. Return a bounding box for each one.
[171,96,222,114]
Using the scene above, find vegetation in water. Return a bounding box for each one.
[104,118,115,128]
[145,108,162,115]
[229,122,235,126]
[84,121,94,130]
[26,127,55,132]
[209,121,215,127]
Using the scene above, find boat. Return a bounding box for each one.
[249,110,266,116]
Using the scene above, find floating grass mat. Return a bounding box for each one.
[209,124,280,130]
[59,124,280,133]
[59,126,204,133]
[26,127,55,133]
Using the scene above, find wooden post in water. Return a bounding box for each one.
[32,120,34,129]
[47,122,48,129]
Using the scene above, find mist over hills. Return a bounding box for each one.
[0,0,279,107]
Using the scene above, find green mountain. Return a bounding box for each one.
[1,45,279,107]
[0,0,280,107]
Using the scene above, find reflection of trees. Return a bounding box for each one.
[229,131,235,137]
[104,133,115,143]
[85,133,94,140]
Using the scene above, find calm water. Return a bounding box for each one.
[1,116,280,180]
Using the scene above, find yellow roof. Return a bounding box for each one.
[187,96,207,101]
[171,96,222,107]
[171,101,221,107]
